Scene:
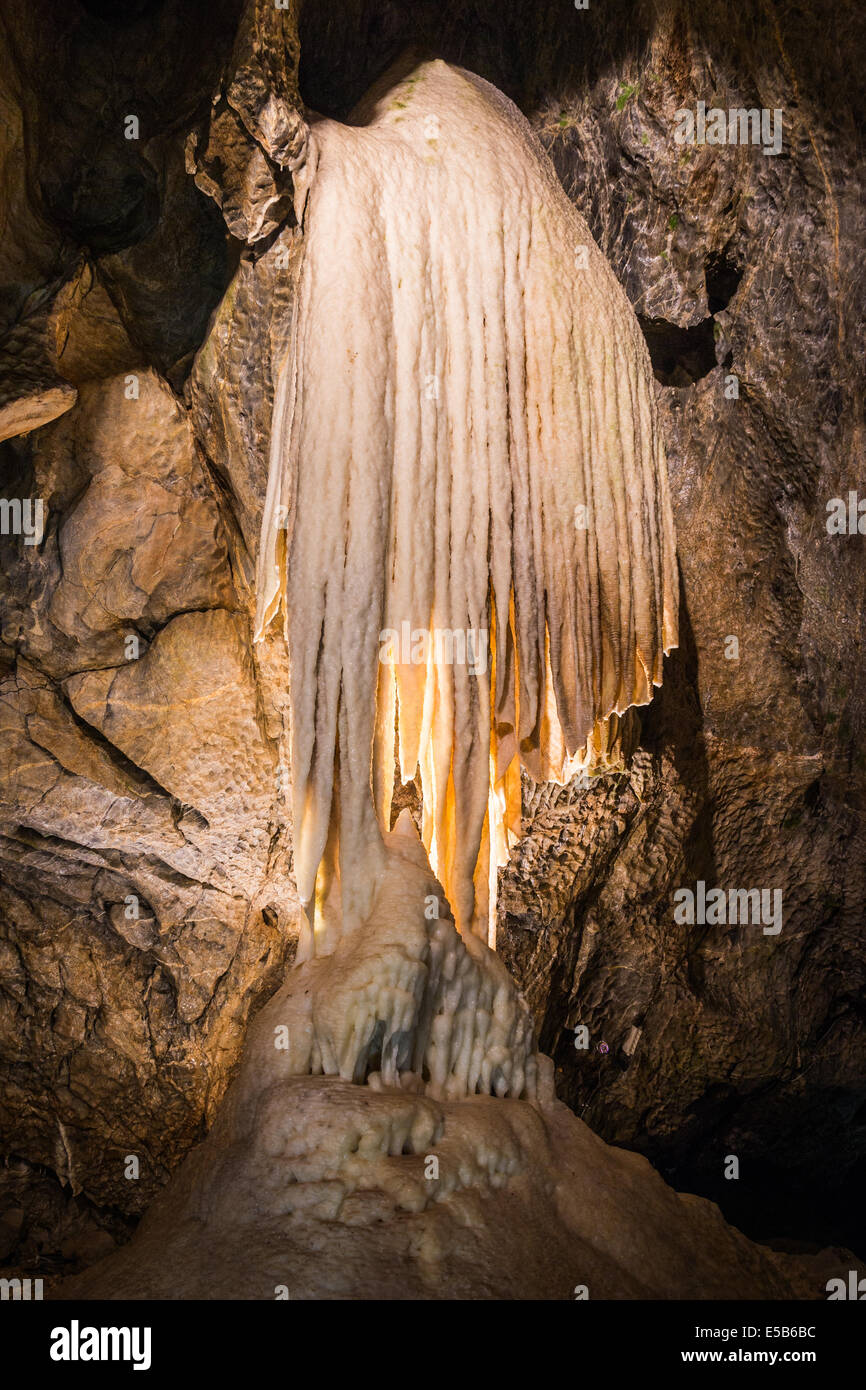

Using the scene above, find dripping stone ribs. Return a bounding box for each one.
[250,813,554,1103]
[254,55,677,961]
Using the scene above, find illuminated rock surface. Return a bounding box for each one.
[59,823,833,1300]
[0,0,864,1280]
[255,56,677,958]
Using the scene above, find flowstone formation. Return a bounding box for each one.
[256,57,678,960]
[244,53,677,1102]
[57,814,839,1298]
[1,0,863,1285]
[57,45,842,1301]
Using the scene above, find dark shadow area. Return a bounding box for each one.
[637,315,720,386]
[705,247,743,314]
[650,1092,866,1258]
[39,160,161,258]
[77,0,165,20]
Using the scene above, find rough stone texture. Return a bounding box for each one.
[186,231,300,591]
[497,1,866,1254]
[0,1,303,1246]
[186,0,311,247]
[60,1080,833,1300]
[56,929,846,1300]
[0,365,302,1213]
[0,1156,132,1278]
[1,0,864,1287]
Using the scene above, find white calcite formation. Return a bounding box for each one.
[255,56,678,964]
[237,813,553,1103]
[61,1055,832,1301]
[55,817,843,1301]
[58,814,837,1302]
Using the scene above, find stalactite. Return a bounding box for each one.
[255,55,677,959]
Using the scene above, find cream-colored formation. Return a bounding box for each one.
[62,1061,828,1301]
[240,812,553,1102]
[255,56,677,959]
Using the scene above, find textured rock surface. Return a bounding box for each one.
[60,1078,830,1300]
[497,2,866,1252]
[56,931,838,1300]
[1,0,864,1285]
[0,0,302,1234]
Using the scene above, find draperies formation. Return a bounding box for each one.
[255,58,678,958]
